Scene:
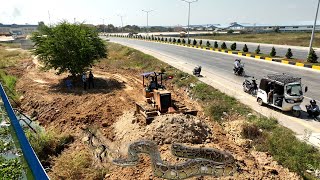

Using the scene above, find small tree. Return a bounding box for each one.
[193,39,197,46]
[199,40,203,46]
[227,29,234,34]
[214,41,218,48]
[151,35,154,40]
[161,37,164,41]
[285,48,293,59]
[173,38,176,43]
[165,38,168,42]
[255,45,261,54]
[307,49,319,63]
[177,39,181,43]
[188,39,191,44]
[169,38,172,42]
[230,43,237,51]
[270,47,276,57]
[31,22,106,76]
[182,39,186,44]
[221,42,227,49]
[243,44,249,52]
[206,41,211,47]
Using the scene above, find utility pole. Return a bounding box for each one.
[309,0,320,55]
[181,0,198,42]
[117,15,124,33]
[142,10,154,37]
[101,18,106,35]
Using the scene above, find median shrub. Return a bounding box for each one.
[188,39,191,44]
[199,40,203,46]
[206,41,211,47]
[285,48,293,59]
[182,39,186,44]
[169,38,172,42]
[307,49,318,63]
[221,42,227,49]
[177,39,181,43]
[193,39,197,46]
[214,41,218,48]
[255,45,261,54]
[270,47,276,57]
[243,44,249,52]
[230,43,237,51]
[173,38,176,43]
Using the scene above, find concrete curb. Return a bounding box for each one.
[119,37,320,71]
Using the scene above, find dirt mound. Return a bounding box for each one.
[145,114,212,145]
[114,113,212,148]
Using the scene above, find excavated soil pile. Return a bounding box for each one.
[145,114,212,145]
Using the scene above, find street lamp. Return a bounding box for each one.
[117,15,124,33]
[309,0,320,55]
[142,10,154,37]
[101,18,107,35]
[181,0,198,41]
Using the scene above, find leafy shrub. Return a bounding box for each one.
[214,41,218,48]
[230,43,237,50]
[221,42,227,49]
[206,41,211,47]
[243,44,249,52]
[270,47,276,57]
[255,45,261,54]
[307,49,318,63]
[285,48,293,59]
[193,39,197,46]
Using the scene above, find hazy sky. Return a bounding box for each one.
[0,0,319,26]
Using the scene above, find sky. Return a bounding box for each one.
[0,0,319,26]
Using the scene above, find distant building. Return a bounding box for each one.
[0,24,38,35]
[227,22,320,32]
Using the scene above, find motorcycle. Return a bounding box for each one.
[233,64,245,76]
[243,78,258,96]
[306,104,320,120]
[193,66,202,77]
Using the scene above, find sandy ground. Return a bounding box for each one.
[13,53,301,179]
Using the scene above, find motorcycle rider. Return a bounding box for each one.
[307,100,320,118]
[193,65,202,76]
[234,59,241,74]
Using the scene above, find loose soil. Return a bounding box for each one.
[12,46,300,179]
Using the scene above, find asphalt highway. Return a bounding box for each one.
[111,38,320,101]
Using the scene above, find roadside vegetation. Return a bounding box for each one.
[105,42,320,179]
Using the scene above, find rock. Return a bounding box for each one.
[247,113,253,117]
[105,174,110,178]
[102,122,108,127]
[189,83,196,88]
[222,112,228,116]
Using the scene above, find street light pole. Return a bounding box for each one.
[309,0,320,55]
[142,10,154,37]
[101,18,106,35]
[181,0,198,42]
[118,15,124,33]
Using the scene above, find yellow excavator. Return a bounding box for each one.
[135,72,197,123]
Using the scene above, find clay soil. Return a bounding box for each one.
[12,49,300,180]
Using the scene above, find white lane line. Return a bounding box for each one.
[262,69,279,74]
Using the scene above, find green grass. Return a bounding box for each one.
[25,129,74,167]
[0,157,24,179]
[245,115,320,179]
[197,32,320,47]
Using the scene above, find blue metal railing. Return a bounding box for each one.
[0,83,49,180]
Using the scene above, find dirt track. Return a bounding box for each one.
[14,52,300,179]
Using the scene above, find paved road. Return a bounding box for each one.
[163,37,320,60]
[109,37,320,147]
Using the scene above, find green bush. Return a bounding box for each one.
[206,41,211,47]
[285,48,293,59]
[188,39,191,44]
[227,29,234,34]
[270,47,277,57]
[214,41,218,48]
[243,44,249,52]
[177,39,181,43]
[193,39,197,46]
[230,43,237,50]
[182,39,186,44]
[307,49,318,63]
[165,38,168,42]
[221,42,227,49]
[199,40,203,46]
[169,38,172,42]
[255,45,261,54]
[173,38,176,43]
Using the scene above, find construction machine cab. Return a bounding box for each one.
[141,72,165,98]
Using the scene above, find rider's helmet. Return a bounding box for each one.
[235,59,241,62]
[310,99,317,105]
